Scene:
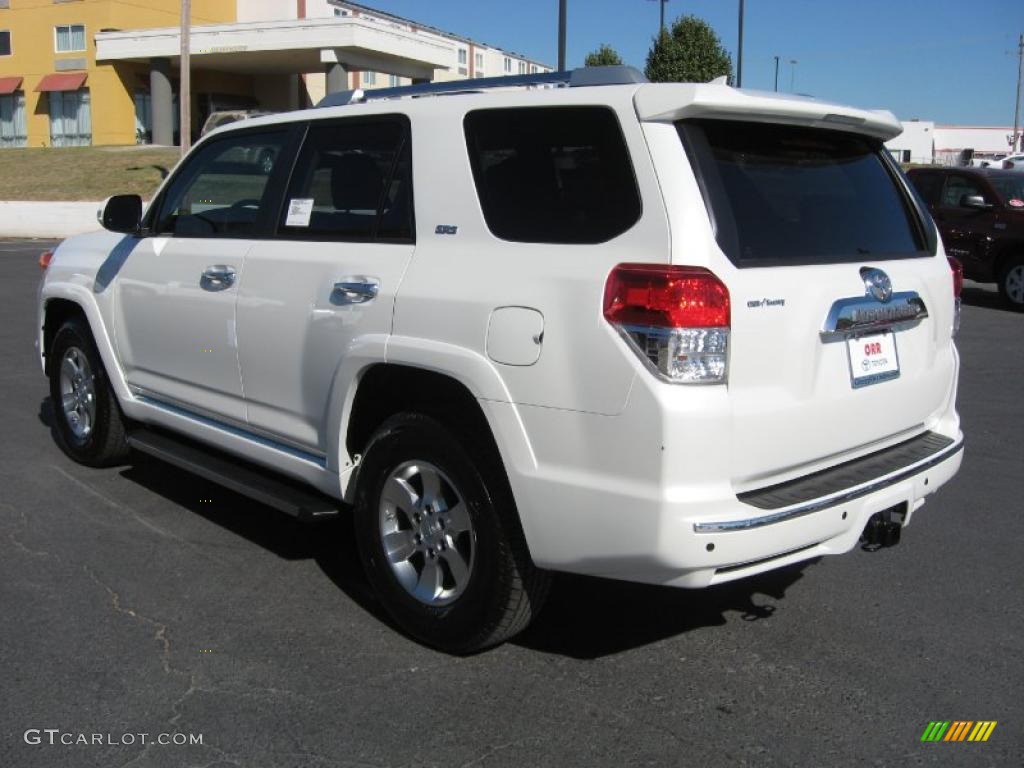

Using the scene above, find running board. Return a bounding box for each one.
[127,428,341,521]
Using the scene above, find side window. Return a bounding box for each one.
[155,130,287,237]
[940,175,984,208]
[908,172,942,206]
[464,106,642,244]
[279,116,412,241]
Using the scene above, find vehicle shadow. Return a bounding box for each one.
[513,562,814,659]
[960,283,1010,312]
[39,399,815,659]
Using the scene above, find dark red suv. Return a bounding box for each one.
[906,167,1024,310]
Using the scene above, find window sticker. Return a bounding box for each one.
[1008,198,1024,208]
[285,198,314,227]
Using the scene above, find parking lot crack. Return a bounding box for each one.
[3,502,52,558]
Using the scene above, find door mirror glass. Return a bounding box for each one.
[960,194,991,210]
[99,194,142,233]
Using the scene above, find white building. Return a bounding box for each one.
[95,0,551,144]
[885,120,934,164]
[885,121,1019,166]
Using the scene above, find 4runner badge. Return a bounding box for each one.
[747,298,785,308]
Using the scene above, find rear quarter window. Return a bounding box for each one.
[464,106,641,244]
[679,119,929,266]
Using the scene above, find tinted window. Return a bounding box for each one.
[464,107,641,244]
[907,172,943,206]
[0,31,10,57]
[940,175,986,207]
[988,175,1024,204]
[155,130,287,237]
[679,120,925,266]
[279,117,412,241]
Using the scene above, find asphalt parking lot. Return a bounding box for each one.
[1,238,1021,768]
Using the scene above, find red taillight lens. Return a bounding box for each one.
[604,264,730,384]
[947,256,963,299]
[39,250,54,270]
[603,265,730,328]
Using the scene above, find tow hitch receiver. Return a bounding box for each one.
[861,503,907,550]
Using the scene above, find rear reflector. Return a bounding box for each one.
[604,264,730,384]
[947,256,963,299]
[39,250,54,270]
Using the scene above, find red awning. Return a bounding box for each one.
[35,73,87,93]
[0,76,23,95]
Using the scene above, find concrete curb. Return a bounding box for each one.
[0,201,103,239]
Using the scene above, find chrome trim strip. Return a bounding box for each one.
[820,291,928,341]
[135,395,328,469]
[693,438,963,533]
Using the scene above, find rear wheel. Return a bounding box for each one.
[48,318,130,466]
[998,256,1024,311]
[353,413,549,653]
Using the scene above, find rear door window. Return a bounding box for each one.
[278,116,413,242]
[679,119,928,266]
[464,106,641,244]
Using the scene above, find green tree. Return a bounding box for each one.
[644,15,733,84]
[585,44,624,67]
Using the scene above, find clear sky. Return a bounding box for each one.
[360,0,1022,126]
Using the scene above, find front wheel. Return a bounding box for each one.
[48,318,130,466]
[998,256,1024,311]
[353,413,549,653]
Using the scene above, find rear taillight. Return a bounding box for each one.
[39,250,54,270]
[948,256,962,336]
[603,264,730,384]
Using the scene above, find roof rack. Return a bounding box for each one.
[316,65,648,108]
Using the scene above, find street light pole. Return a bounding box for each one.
[789,58,798,92]
[736,0,745,87]
[1013,32,1023,153]
[558,0,567,71]
[180,0,191,155]
[773,55,780,92]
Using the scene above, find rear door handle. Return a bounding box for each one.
[201,265,236,291]
[332,277,379,305]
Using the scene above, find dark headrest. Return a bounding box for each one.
[329,153,384,211]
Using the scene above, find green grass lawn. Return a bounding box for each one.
[0,145,182,201]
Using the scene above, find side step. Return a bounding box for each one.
[127,428,341,521]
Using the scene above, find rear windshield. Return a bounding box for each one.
[678,120,927,266]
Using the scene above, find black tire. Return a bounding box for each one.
[48,317,130,467]
[353,412,549,653]
[997,256,1024,311]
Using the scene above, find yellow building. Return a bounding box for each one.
[0,0,549,149]
[0,0,236,147]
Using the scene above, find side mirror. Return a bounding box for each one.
[960,194,991,210]
[98,194,143,234]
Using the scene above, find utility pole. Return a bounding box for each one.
[647,0,670,38]
[1014,33,1023,153]
[558,0,567,71]
[789,58,798,92]
[736,0,745,87]
[180,0,191,155]
[773,55,780,92]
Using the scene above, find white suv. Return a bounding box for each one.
[37,67,964,652]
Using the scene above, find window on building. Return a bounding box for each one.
[464,106,642,244]
[458,49,467,65]
[0,90,27,148]
[154,130,289,237]
[55,24,86,53]
[518,62,526,75]
[0,30,10,56]
[504,57,511,73]
[530,65,538,74]
[279,117,413,241]
[48,89,91,147]
[475,52,483,70]
[389,74,400,87]
[363,71,377,85]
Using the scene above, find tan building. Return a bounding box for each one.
[0,0,550,148]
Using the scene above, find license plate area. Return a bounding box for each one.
[847,332,900,388]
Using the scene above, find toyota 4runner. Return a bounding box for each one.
[37,67,964,653]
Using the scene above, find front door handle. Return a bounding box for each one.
[201,265,236,291]
[332,277,379,305]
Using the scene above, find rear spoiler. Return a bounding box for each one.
[634,84,902,141]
